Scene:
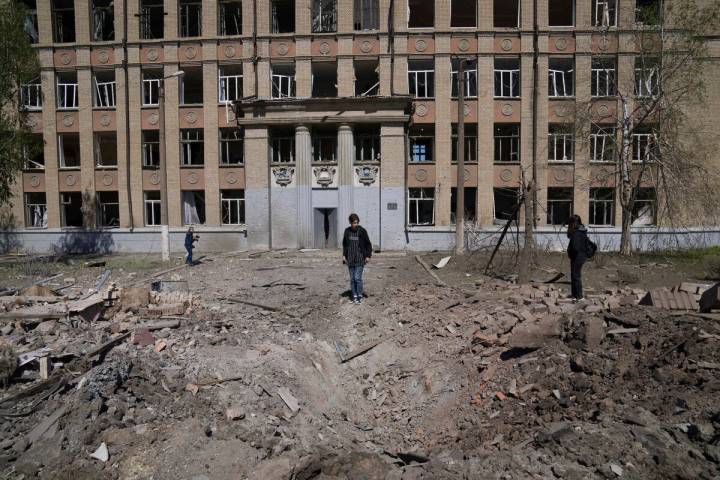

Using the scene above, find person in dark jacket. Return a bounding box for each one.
[342,213,372,304]
[566,214,588,299]
[184,227,198,265]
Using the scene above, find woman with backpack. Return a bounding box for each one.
[566,215,596,300]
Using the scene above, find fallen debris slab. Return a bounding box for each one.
[23,404,68,450]
[277,387,300,413]
[415,255,447,287]
[639,288,696,310]
[225,297,299,318]
[432,256,451,269]
[607,328,639,335]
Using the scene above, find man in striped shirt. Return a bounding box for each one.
[342,213,373,304]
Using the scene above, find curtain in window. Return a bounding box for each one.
[182,191,200,225]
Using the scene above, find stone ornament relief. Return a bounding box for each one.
[500,169,514,182]
[415,103,428,117]
[414,169,428,182]
[553,168,569,182]
[62,114,75,127]
[147,48,159,61]
[65,174,77,187]
[356,165,379,186]
[415,39,428,52]
[458,39,470,52]
[272,166,295,187]
[30,175,41,188]
[185,111,198,124]
[97,50,110,64]
[102,174,114,186]
[598,37,610,51]
[225,172,238,184]
[360,40,373,53]
[187,172,199,185]
[501,39,513,51]
[595,170,611,183]
[150,173,160,185]
[501,104,514,116]
[463,104,471,117]
[555,38,568,51]
[148,112,159,125]
[60,53,72,65]
[27,117,37,128]
[277,43,289,56]
[313,166,336,188]
[555,105,569,117]
[224,45,236,58]
[100,114,111,127]
[319,42,331,55]
[185,46,197,59]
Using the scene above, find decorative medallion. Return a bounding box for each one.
[553,169,569,182]
[224,45,236,58]
[102,174,113,186]
[313,166,336,188]
[500,169,514,181]
[147,48,159,61]
[97,50,110,64]
[415,39,428,52]
[187,172,199,184]
[597,104,610,117]
[555,105,569,117]
[415,103,428,117]
[60,53,72,65]
[501,104,514,116]
[598,36,610,51]
[555,37,568,51]
[226,172,238,184]
[462,168,470,182]
[27,116,37,128]
[100,114,111,127]
[319,42,331,55]
[148,112,159,125]
[272,166,295,187]
[65,174,77,186]
[458,39,470,52]
[501,39,513,51]
[30,175,41,187]
[463,103,470,117]
[62,114,74,127]
[185,111,198,124]
[277,43,289,56]
[595,170,611,182]
[356,165,379,186]
[414,169,428,182]
[185,46,197,59]
[150,172,160,185]
[360,40,373,53]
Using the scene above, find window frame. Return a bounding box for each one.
[589,187,615,226]
[407,187,435,226]
[408,68,435,98]
[494,124,520,162]
[221,189,246,225]
[219,128,244,165]
[451,67,478,98]
[219,69,243,103]
[494,65,520,98]
[180,129,205,166]
[20,80,42,110]
[591,59,617,97]
[590,125,616,162]
[144,191,161,226]
[547,126,574,162]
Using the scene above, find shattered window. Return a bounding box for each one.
[140,0,164,39]
[452,124,477,162]
[179,0,202,37]
[92,0,115,41]
[592,0,617,27]
[271,0,295,33]
[221,190,245,225]
[312,0,337,33]
[25,192,47,228]
[219,1,242,36]
[548,124,574,162]
[52,0,76,43]
[494,124,520,162]
[144,191,161,226]
[494,58,520,98]
[354,0,378,30]
[592,57,616,97]
[97,191,120,227]
[408,188,435,226]
[590,125,615,162]
[590,188,615,226]
[547,187,573,225]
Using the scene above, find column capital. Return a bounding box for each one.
[338,124,353,133]
[295,125,310,134]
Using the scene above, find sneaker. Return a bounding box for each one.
[357,296,363,304]
[350,297,357,304]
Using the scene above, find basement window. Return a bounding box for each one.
[408,0,433,28]
[221,190,245,225]
[182,190,206,225]
[271,0,295,33]
[94,132,118,167]
[408,59,435,98]
[61,192,83,227]
[270,127,295,163]
[312,0,337,33]
[92,0,115,41]
[494,0,519,28]
[548,0,574,27]
[219,128,244,164]
[180,129,204,165]
[354,0,378,30]
[142,70,161,106]
[494,58,520,98]
[22,134,45,169]
[142,131,160,167]
[547,188,573,225]
[21,0,39,43]
[636,0,660,25]
[548,58,574,97]
[494,124,520,162]
[450,187,477,224]
[354,59,379,96]
[140,0,164,39]
[179,0,202,37]
[355,126,380,162]
[590,126,615,162]
[57,72,78,109]
[97,191,119,227]
[494,187,520,221]
[632,188,656,225]
[180,68,203,105]
[219,64,243,102]
[312,62,337,98]
[589,188,615,226]
[20,78,42,110]
[271,63,296,98]
[219,1,242,36]
[312,128,338,162]
[408,188,435,226]
[52,0,76,43]
[58,133,80,168]
[451,59,477,98]
[548,124,574,162]
[25,193,47,228]
[94,70,117,108]
[409,126,434,163]
[452,124,477,162]
[144,191,161,225]
[591,57,616,97]
[592,0,617,27]
[451,0,476,28]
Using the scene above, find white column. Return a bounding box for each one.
[337,124,354,241]
[295,125,313,248]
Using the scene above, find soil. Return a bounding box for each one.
[0,249,719,479]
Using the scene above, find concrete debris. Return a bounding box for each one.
[639,287,696,310]
[277,387,300,413]
[432,256,451,269]
[225,406,246,420]
[90,442,109,462]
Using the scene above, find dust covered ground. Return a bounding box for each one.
[0,249,719,479]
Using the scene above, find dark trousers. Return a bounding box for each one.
[348,265,364,299]
[185,245,193,264]
[570,257,585,299]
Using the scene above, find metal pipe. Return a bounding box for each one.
[455,58,466,255]
[121,0,134,230]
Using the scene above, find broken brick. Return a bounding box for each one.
[132,328,156,347]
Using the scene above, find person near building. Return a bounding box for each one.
[566,214,591,299]
[185,227,198,265]
[342,213,372,304]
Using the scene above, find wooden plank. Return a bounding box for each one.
[84,332,131,359]
[24,405,68,449]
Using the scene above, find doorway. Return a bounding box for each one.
[313,207,337,249]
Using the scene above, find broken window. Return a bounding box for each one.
[494,187,520,221]
[451,0,475,27]
[632,125,658,162]
[548,124,574,162]
[182,190,206,225]
[52,0,76,43]
[409,126,434,162]
[140,0,164,39]
[312,62,337,98]
[180,67,203,104]
[589,188,614,226]
[271,0,295,33]
[219,64,243,102]
[20,78,42,110]
[494,124,520,162]
[592,57,616,97]
[549,0,574,27]
[408,188,435,226]
[548,58,574,97]
[142,131,160,167]
[22,134,44,169]
[58,133,80,168]
[21,0,39,43]
[452,124,477,162]
[354,59,379,96]
[92,0,114,41]
[592,0,616,28]
[94,70,117,108]
[219,128,244,165]
[25,192,47,228]
[354,0,378,30]
[632,187,656,225]
[636,0,661,25]
[221,190,245,225]
[635,58,658,97]
[94,132,117,167]
[180,129,204,165]
[61,192,83,227]
[56,72,78,109]
[270,127,295,163]
[144,191,161,225]
[97,191,119,227]
[450,187,477,224]
[494,58,520,97]
[494,0,519,28]
[179,0,202,37]
[408,0,433,28]
[312,0,337,33]
[355,126,380,162]
[451,59,477,98]
[142,71,161,106]
[271,63,296,98]
[312,128,337,162]
[591,126,615,162]
[547,187,573,225]
[408,59,434,98]
[219,1,242,36]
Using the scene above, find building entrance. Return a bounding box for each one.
[313,208,337,249]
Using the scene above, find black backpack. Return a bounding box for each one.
[586,236,598,258]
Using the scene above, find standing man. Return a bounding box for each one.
[342,213,372,304]
[185,226,198,265]
[566,214,590,299]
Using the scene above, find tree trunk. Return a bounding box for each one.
[619,99,634,255]
[619,202,633,255]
